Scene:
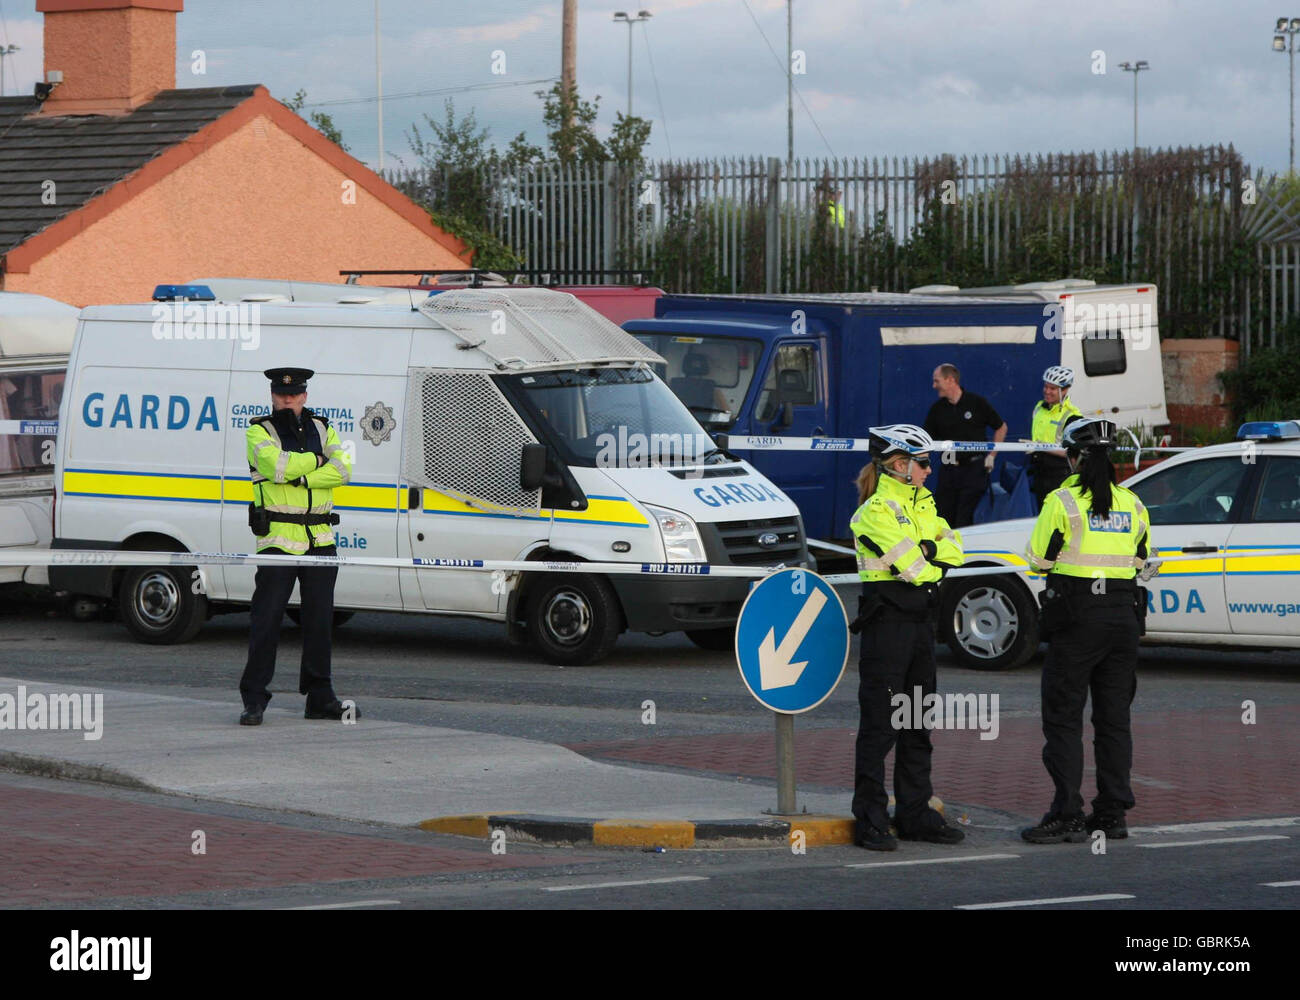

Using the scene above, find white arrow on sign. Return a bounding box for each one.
[757,588,828,691]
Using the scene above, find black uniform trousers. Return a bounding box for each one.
[239,544,338,712]
[1030,454,1071,510]
[1041,603,1140,819]
[852,614,944,835]
[933,459,987,528]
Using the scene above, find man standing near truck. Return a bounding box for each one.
[238,367,358,726]
[1029,366,1083,510]
[923,363,1008,528]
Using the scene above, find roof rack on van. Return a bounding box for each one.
[418,288,664,371]
[340,268,655,287]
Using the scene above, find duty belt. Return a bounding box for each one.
[266,511,341,526]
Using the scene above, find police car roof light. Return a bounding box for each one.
[1236,420,1300,441]
[153,284,216,302]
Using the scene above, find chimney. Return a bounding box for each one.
[37,0,183,116]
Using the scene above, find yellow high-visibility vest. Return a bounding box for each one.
[850,472,963,584]
[1026,474,1151,580]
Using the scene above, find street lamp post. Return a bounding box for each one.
[0,45,19,98]
[1273,17,1300,173]
[1118,60,1150,152]
[612,10,652,117]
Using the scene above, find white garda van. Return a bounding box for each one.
[911,280,1169,431]
[49,283,810,664]
[0,291,79,586]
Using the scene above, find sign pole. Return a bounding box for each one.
[775,712,796,814]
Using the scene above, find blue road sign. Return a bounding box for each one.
[735,568,849,714]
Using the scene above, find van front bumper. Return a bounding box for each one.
[611,574,751,633]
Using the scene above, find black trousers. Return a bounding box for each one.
[852,617,943,834]
[1030,454,1071,510]
[1040,605,1140,819]
[934,460,987,528]
[239,545,339,711]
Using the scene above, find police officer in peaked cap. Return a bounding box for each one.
[238,367,359,725]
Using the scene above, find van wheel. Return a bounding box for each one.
[526,574,623,666]
[685,626,736,652]
[119,566,207,645]
[286,609,355,629]
[939,574,1039,670]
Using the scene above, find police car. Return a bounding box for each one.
[939,420,1300,669]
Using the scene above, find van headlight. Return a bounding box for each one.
[646,504,705,563]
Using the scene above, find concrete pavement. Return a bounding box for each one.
[0,677,862,846]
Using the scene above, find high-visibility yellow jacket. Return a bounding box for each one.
[1031,397,1083,445]
[246,408,352,554]
[1027,474,1152,580]
[850,471,964,585]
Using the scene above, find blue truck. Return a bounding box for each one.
[624,292,1067,542]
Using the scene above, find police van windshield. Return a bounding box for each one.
[503,365,717,468]
[628,334,762,430]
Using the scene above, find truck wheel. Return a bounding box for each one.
[939,574,1039,671]
[685,626,736,652]
[526,574,623,666]
[286,609,355,629]
[119,566,207,645]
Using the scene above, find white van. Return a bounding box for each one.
[49,283,809,664]
[910,280,1168,431]
[0,292,79,586]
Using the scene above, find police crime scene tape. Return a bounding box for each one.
[0,548,1290,589]
[720,435,1195,454]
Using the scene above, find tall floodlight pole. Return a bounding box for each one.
[1274,18,1300,172]
[1118,60,1150,151]
[376,0,384,171]
[613,11,652,117]
[787,0,793,165]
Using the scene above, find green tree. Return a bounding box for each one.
[284,89,349,152]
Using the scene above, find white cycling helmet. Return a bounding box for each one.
[1043,365,1074,388]
[868,423,934,462]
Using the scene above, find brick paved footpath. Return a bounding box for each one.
[568,706,1300,824]
[0,783,571,906]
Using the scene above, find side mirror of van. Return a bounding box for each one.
[520,443,548,491]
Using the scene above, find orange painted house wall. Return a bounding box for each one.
[5,92,468,306]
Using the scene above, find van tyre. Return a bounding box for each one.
[119,566,208,645]
[526,574,623,666]
[939,573,1039,671]
[685,626,736,652]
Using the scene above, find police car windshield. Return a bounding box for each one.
[503,365,714,468]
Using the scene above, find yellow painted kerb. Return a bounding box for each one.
[593,819,696,848]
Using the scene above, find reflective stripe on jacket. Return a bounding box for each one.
[1026,473,1151,580]
[850,472,964,585]
[247,409,352,554]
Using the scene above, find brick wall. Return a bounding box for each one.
[1160,338,1238,431]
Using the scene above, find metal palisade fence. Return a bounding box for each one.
[386,145,1300,353]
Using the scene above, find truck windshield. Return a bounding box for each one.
[503,365,717,468]
[628,333,762,430]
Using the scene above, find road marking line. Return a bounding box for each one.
[284,899,401,910]
[1129,817,1300,835]
[847,853,1019,869]
[542,876,709,893]
[1138,835,1290,849]
[1261,880,1300,887]
[957,893,1134,910]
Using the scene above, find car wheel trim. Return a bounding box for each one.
[135,571,180,629]
[542,589,592,646]
[954,587,1019,659]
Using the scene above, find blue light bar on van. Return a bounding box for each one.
[1236,420,1300,441]
[152,284,216,301]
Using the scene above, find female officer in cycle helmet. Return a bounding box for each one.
[848,423,966,851]
[1030,365,1083,509]
[1022,416,1158,845]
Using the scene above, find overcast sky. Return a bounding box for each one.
[0,0,1294,174]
